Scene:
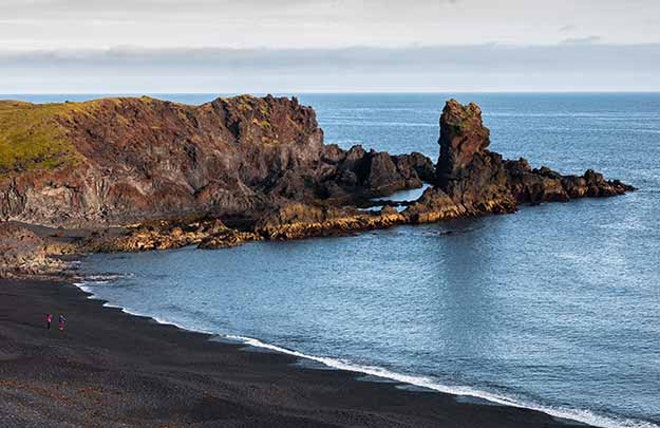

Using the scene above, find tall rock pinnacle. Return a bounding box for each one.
[435,99,517,214]
[436,99,491,187]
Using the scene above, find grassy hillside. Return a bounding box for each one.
[0,100,87,177]
[0,95,305,179]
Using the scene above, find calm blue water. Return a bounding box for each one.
[9,93,659,427]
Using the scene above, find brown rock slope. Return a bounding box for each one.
[0,95,432,227]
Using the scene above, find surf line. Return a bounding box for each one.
[73,279,658,428]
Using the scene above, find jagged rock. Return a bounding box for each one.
[0,222,70,277]
[198,229,262,249]
[312,146,434,201]
[505,160,570,203]
[432,99,634,214]
[505,161,633,203]
[0,96,434,227]
[435,99,517,214]
[393,152,436,183]
[320,144,346,165]
[404,188,466,224]
[365,152,399,189]
[83,219,221,252]
[437,100,491,184]
[255,202,406,241]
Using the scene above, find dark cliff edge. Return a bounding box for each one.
[0,96,633,276]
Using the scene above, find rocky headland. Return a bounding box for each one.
[0,96,633,276]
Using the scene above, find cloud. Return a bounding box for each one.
[560,36,602,45]
[0,0,459,18]
[1,44,660,93]
[2,44,658,73]
[1,0,659,50]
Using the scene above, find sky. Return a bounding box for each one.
[1,0,659,93]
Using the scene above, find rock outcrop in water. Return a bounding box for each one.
[254,99,634,239]
[0,96,634,275]
[435,99,518,214]
[426,100,633,215]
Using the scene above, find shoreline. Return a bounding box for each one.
[0,276,592,427]
[74,271,653,428]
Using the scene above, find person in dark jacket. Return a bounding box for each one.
[58,314,66,331]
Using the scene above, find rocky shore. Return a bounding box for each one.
[0,96,633,276]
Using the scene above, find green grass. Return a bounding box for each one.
[0,100,84,176]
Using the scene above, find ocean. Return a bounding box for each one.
[11,93,659,427]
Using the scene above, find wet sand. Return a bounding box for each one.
[0,278,590,427]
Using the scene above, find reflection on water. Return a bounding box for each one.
[436,218,499,359]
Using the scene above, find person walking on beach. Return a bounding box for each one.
[58,314,66,332]
[46,313,52,330]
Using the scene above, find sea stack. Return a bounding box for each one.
[435,99,634,213]
[436,99,517,214]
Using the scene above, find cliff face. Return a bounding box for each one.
[0,95,431,226]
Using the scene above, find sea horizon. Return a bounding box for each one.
[4,90,660,97]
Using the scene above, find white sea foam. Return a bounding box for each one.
[74,274,130,297]
[79,274,129,284]
[75,279,216,334]
[87,274,117,281]
[223,334,659,428]
[72,280,658,428]
[357,205,384,212]
[73,282,94,295]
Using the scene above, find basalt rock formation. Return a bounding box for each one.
[81,218,262,252]
[435,100,517,214]
[0,96,634,275]
[432,99,632,214]
[505,160,633,203]
[257,99,634,237]
[254,203,407,241]
[0,95,432,227]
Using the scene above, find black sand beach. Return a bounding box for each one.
[0,278,590,427]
